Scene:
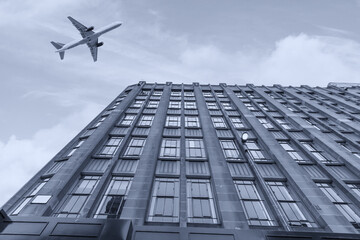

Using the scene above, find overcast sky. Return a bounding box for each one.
[1,0,360,207]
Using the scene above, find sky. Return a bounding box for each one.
[1,0,360,207]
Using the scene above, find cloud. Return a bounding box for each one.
[177,33,360,86]
[0,103,102,207]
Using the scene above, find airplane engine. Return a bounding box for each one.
[86,26,94,32]
[97,42,104,47]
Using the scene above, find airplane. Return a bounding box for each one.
[51,16,122,62]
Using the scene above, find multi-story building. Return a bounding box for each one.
[1,82,360,239]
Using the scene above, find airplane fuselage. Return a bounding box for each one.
[56,21,121,52]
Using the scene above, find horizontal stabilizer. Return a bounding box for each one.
[50,41,65,60]
[50,41,65,50]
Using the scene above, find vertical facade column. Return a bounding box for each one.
[223,86,358,234]
[193,84,248,229]
[120,83,171,226]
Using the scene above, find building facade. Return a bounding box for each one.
[1,82,360,239]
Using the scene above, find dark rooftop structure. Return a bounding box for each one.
[1,82,360,239]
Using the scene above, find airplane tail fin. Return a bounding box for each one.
[50,41,65,60]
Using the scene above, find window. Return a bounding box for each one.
[185,139,206,159]
[278,141,306,163]
[221,102,233,110]
[185,116,200,128]
[244,102,256,111]
[57,176,101,218]
[159,138,180,158]
[211,117,227,128]
[46,161,66,175]
[230,117,245,128]
[171,91,181,97]
[124,138,146,157]
[94,177,132,218]
[234,91,246,99]
[138,115,154,127]
[99,137,123,156]
[258,103,269,111]
[234,181,274,226]
[267,181,313,227]
[274,118,292,130]
[12,178,50,215]
[93,116,107,127]
[245,141,267,161]
[169,101,181,109]
[67,139,85,157]
[187,179,218,224]
[303,118,320,130]
[202,91,212,97]
[215,91,225,98]
[258,117,274,129]
[219,140,242,160]
[153,91,163,96]
[184,101,197,109]
[317,183,360,228]
[131,100,144,108]
[206,102,219,110]
[184,91,194,97]
[120,114,136,126]
[147,101,159,108]
[301,142,333,163]
[347,184,360,198]
[165,116,181,127]
[148,178,179,222]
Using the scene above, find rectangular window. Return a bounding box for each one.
[93,116,107,127]
[347,183,360,198]
[303,118,320,130]
[184,101,197,109]
[12,178,50,215]
[215,91,225,98]
[258,103,269,111]
[67,139,85,157]
[124,138,146,157]
[120,114,136,126]
[131,100,144,108]
[206,102,219,110]
[185,116,200,128]
[185,139,206,159]
[148,178,180,222]
[274,118,292,130]
[301,142,333,163]
[147,101,159,108]
[152,91,163,96]
[94,177,132,218]
[230,117,244,128]
[57,176,101,218]
[160,138,180,158]
[245,141,267,162]
[184,91,194,97]
[211,117,227,128]
[219,140,242,160]
[278,141,306,163]
[221,102,233,110]
[187,179,218,224]
[169,101,181,109]
[202,91,212,97]
[267,181,313,227]
[244,102,256,111]
[138,115,154,127]
[165,116,181,128]
[99,137,123,156]
[317,183,360,228]
[258,117,274,129]
[171,91,181,97]
[234,181,274,226]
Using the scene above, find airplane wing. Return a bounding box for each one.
[67,16,94,38]
[87,40,98,62]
